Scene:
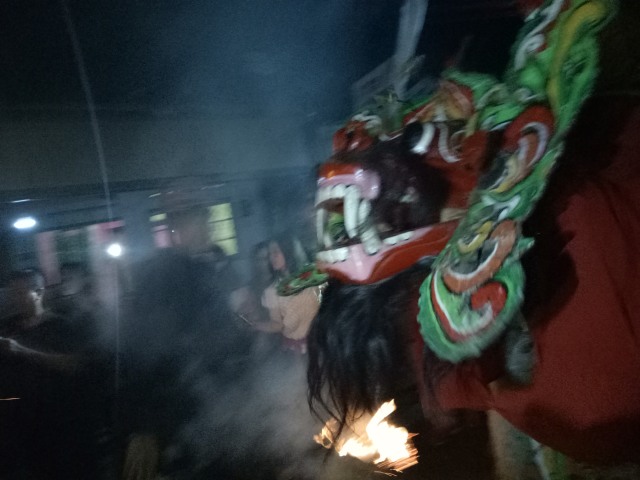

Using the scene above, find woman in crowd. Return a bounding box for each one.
[252,234,321,354]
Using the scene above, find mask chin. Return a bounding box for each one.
[317,220,458,284]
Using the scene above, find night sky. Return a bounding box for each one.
[0,0,522,123]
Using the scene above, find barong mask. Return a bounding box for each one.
[310,0,616,361]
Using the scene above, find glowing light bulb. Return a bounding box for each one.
[106,242,123,258]
[13,217,37,230]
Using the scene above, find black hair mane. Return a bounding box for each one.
[307,264,432,440]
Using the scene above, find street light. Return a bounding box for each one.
[106,242,123,258]
[13,216,37,230]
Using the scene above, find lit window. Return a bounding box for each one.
[208,203,238,256]
[149,213,167,223]
[150,213,172,249]
[149,202,238,255]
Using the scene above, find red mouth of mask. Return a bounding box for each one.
[315,162,460,284]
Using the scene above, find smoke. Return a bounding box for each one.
[174,343,371,480]
[130,0,398,121]
[120,248,371,479]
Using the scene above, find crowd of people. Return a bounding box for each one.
[0,203,323,480]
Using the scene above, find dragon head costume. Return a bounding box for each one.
[282,0,640,472]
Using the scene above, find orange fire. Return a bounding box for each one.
[314,400,418,472]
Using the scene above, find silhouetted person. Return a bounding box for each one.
[0,269,115,479]
[120,205,254,480]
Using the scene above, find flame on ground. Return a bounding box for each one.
[314,399,418,472]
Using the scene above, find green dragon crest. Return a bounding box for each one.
[418,0,617,362]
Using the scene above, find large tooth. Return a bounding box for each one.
[411,122,435,154]
[323,186,333,203]
[328,248,347,263]
[399,231,413,242]
[336,247,349,262]
[332,184,346,200]
[358,199,371,228]
[361,227,382,255]
[326,250,335,263]
[384,235,399,246]
[316,208,326,245]
[324,232,333,249]
[315,186,329,206]
[344,186,359,238]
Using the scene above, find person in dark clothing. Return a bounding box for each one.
[45,262,93,316]
[0,269,115,479]
[0,269,46,337]
[120,208,254,480]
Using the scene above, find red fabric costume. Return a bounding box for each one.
[434,96,640,464]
